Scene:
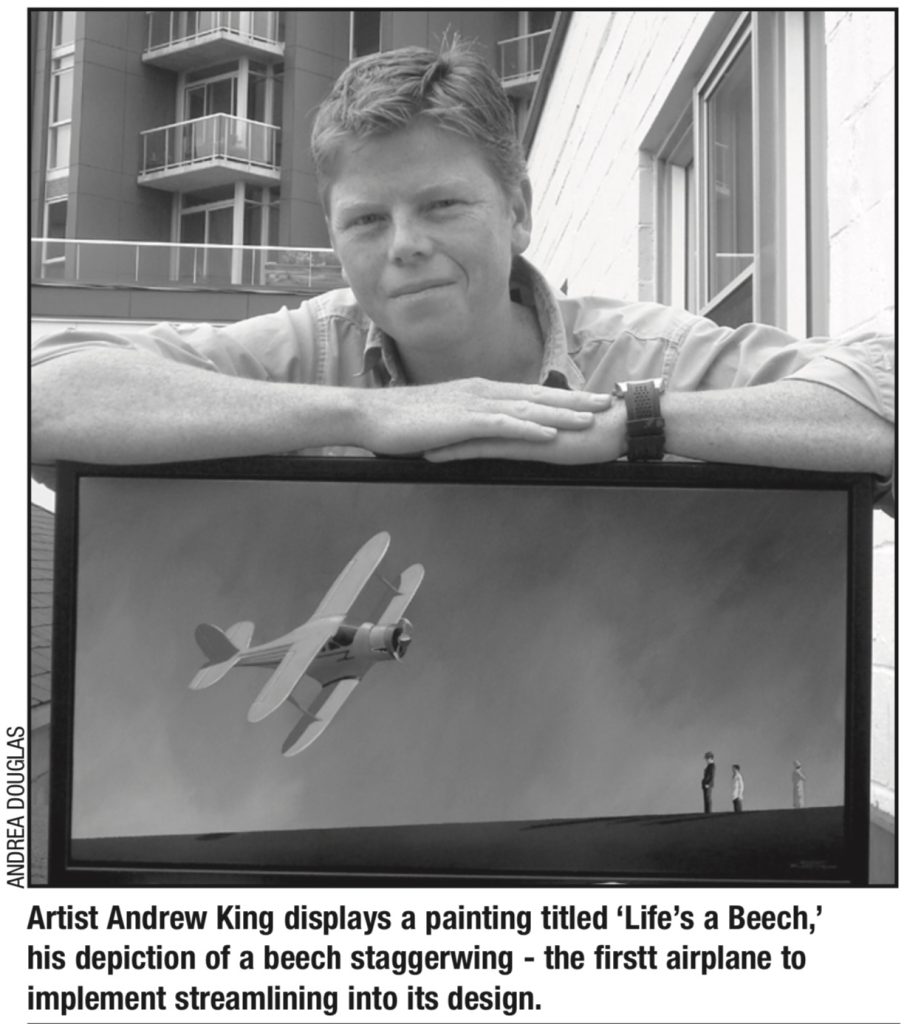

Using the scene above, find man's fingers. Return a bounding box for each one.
[486,382,612,412]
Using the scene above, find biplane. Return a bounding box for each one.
[189,532,424,755]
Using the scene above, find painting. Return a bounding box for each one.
[51,459,872,883]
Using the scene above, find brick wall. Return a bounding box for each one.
[528,10,895,811]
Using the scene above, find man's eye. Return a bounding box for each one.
[348,213,383,228]
[430,198,462,211]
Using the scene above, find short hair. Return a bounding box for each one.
[311,39,527,203]
[732,764,740,771]
[704,751,714,759]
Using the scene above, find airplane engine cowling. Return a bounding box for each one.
[352,619,413,661]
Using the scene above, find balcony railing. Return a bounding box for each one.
[139,114,281,187]
[145,10,284,64]
[31,239,346,293]
[498,29,552,91]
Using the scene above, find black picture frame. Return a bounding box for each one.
[48,456,874,886]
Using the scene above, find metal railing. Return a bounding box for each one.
[145,10,283,54]
[498,29,552,84]
[31,238,345,292]
[140,114,280,177]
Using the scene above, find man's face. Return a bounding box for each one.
[325,118,531,359]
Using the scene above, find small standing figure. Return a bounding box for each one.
[731,764,744,812]
[792,760,806,808]
[701,751,716,814]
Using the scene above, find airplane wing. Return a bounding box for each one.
[310,531,390,620]
[247,616,341,723]
[281,677,360,756]
[377,563,425,624]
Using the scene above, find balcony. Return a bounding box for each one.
[138,114,281,191]
[31,239,346,294]
[498,29,552,97]
[143,11,284,71]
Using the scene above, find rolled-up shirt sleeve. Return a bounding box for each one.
[666,316,896,513]
[570,296,894,512]
[30,301,323,383]
[664,315,895,422]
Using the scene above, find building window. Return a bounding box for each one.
[350,11,381,58]
[177,184,281,285]
[700,27,754,324]
[42,198,68,273]
[52,10,76,49]
[184,62,240,119]
[651,12,822,334]
[47,53,73,173]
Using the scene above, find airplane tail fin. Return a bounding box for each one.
[195,622,254,661]
[190,621,254,690]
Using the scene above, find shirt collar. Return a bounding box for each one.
[360,255,586,389]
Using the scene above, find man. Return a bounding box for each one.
[731,764,744,813]
[31,43,894,497]
[702,752,715,814]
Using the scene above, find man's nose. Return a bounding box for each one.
[388,213,431,263]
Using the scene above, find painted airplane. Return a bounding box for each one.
[189,532,424,755]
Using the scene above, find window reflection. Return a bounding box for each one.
[705,39,754,306]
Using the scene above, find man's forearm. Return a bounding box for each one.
[424,378,894,478]
[31,351,611,466]
[661,380,894,476]
[31,350,362,464]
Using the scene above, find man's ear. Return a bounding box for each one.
[510,176,533,256]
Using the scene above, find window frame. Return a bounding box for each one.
[649,11,824,334]
[42,197,68,268]
[695,15,755,324]
[47,51,74,177]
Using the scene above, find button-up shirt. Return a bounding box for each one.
[32,256,894,505]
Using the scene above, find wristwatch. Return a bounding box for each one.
[612,378,665,461]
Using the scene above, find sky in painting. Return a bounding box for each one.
[69,474,848,838]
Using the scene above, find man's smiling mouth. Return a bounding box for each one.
[389,280,454,298]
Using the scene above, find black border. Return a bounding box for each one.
[48,456,874,887]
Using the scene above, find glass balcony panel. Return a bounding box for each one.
[140,115,280,183]
[249,12,267,40]
[146,11,173,50]
[145,9,284,57]
[32,239,344,293]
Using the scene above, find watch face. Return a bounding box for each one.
[614,379,664,396]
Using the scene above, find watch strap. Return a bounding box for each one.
[619,379,665,461]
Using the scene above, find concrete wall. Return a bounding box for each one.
[280,10,350,248]
[71,11,174,241]
[381,9,519,58]
[527,10,896,814]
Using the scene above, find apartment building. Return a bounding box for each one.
[30,8,553,329]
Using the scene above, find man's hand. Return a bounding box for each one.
[424,381,896,481]
[422,397,627,463]
[354,378,614,456]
